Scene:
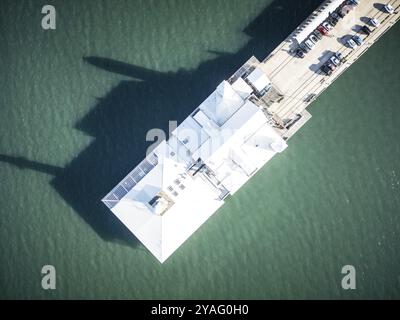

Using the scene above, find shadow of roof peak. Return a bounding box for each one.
[83,56,167,81]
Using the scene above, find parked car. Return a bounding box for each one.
[384,4,395,14]
[370,18,381,27]
[322,21,333,31]
[346,38,357,49]
[326,61,336,71]
[361,25,372,36]
[330,11,340,21]
[347,0,359,5]
[330,55,341,67]
[299,42,310,53]
[321,64,333,76]
[328,13,339,24]
[328,16,338,26]
[295,48,305,58]
[309,34,319,44]
[304,39,315,50]
[336,9,345,19]
[313,30,323,40]
[335,52,346,63]
[317,25,329,35]
[352,35,363,46]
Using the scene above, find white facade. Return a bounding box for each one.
[102,68,287,263]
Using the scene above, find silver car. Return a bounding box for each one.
[370,18,380,27]
[346,38,357,49]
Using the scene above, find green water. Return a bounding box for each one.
[0,0,399,299]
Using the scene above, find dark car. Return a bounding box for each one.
[321,64,332,76]
[330,11,340,21]
[328,15,338,25]
[335,52,346,63]
[299,42,310,53]
[347,0,359,5]
[295,48,305,58]
[361,25,372,36]
[336,9,345,18]
[352,35,363,46]
[328,17,338,26]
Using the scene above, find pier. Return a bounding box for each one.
[102,0,399,262]
[239,0,400,139]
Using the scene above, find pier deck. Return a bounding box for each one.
[260,0,400,123]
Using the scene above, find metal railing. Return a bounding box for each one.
[102,152,159,209]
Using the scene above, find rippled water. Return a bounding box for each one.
[0,0,399,299]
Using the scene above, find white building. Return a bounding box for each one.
[102,69,287,263]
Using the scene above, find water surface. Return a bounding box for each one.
[0,0,399,299]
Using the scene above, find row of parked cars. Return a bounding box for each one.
[345,16,382,49]
[295,0,360,58]
[345,2,396,49]
[320,2,396,76]
[320,52,346,76]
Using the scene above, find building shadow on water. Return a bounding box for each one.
[0,0,323,248]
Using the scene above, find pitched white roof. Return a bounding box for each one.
[103,79,287,263]
[199,81,244,126]
[111,168,224,262]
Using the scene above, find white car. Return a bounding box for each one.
[384,4,394,14]
[370,18,380,27]
[322,21,333,31]
[309,34,319,44]
[346,38,357,49]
